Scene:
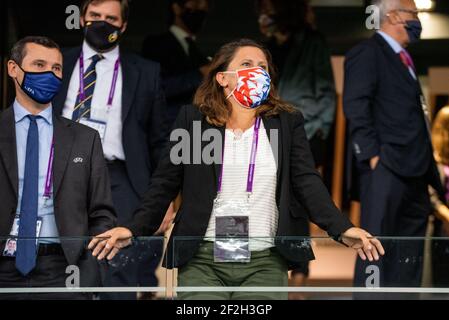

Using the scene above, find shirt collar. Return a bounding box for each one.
[170,25,194,42]
[377,31,404,54]
[82,40,119,63]
[13,99,53,125]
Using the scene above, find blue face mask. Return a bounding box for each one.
[15,64,62,104]
[405,20,422,44]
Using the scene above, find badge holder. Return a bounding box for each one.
[213,195,251,263]
[2,215,42,257]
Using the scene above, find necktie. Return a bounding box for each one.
[444,165,449,203]
[399,50,415,71]
[185,36,208,68]
[72,54,103,121]
[15,115,40,276]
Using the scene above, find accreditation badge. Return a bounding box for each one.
[212,197,250,263]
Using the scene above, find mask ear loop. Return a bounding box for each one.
[221,71,238,100]
[13,61,26,89]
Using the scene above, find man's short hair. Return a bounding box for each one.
[371,0,402,23]
[10,36,60,65]
[81,0,130,23]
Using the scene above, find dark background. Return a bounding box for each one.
[1,0,449,107]
[3,1,449,59]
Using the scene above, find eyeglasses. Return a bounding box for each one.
[396,8,420,19]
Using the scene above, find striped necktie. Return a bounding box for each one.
[72,54,103,121]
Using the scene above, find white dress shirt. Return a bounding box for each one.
[377,31,417,80]
[62,41,125,161]
[169,25,194,55]
[205,121,279,251]
[13,101,59,243]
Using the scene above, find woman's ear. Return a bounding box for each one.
[216,72,228,88]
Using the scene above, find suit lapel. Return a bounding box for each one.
[0,107,19,198]
[52,115,75,198]
[206,121,225,194]
[53,47,81,115]
[374,34,416,87]
[120,52,139,122]
[168,32,191,67]
[263,115,283,182]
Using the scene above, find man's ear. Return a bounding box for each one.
[387,11,403,25]
[80,15,85,27]
[7,60,19,78]
[121,22,128,33]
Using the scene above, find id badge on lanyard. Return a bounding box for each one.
[77,51,120,143]
[3,216,43,257]
[213,117,261,263]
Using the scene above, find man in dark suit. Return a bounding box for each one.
[344,0,444,290]
[0,36,116,300]
[142,0,210,128]
[52,0,168,299]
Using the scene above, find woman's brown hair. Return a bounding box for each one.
[193,38,295,126]
[432,106,449,165]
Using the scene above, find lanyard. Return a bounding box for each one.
[43,140,54,199]
[78,51,120,107]
[217,117,261,194]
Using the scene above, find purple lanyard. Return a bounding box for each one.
[217,117,261,194]
[78,51,120,107]
[43,140,55,199]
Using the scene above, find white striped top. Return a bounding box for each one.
[205,121,279,251]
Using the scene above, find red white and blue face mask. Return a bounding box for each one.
[224,67,271,109]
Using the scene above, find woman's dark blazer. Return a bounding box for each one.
[125,104,353,269]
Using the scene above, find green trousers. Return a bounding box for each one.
[177,242,288,300]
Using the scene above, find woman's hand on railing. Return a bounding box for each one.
[88,227,133,260]
[341,227,385,261]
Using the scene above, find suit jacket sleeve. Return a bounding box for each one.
[88,131,117,235]
[147,63,170,170]
[125,106,188,236]
[290,111,353,237]
[343,43,380,162]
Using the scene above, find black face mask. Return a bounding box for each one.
[181,9,207,34]
[84,20,122,52]
[259,14,280,36]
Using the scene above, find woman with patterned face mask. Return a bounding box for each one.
[89,39,384,300]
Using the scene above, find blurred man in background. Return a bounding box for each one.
[344,0,444,291]
[142,0,210,128]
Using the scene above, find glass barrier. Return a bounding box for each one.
[171,236,449,300]
[0,236,166,300]
[1,236,449,300]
